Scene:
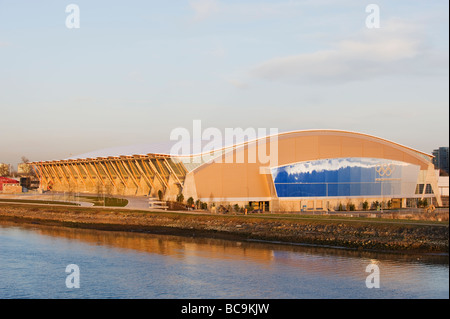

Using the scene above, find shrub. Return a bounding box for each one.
[362,201,369,211]
[417,199,423,208]
[372,201,380,210]
[176,193,184,203]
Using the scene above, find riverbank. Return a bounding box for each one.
[0,203,448,254]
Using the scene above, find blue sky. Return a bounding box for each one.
[0,0,448,167]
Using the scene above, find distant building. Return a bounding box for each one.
[432,147,449,175]
[0,176,20,192]
[18,163,32,175]
[438,176,449,197]
[437,175,449,207]
[1,183,22,194]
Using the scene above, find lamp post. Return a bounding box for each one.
[381,178,383,214]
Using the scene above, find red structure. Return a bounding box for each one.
[0,177,19,191]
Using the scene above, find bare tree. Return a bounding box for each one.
[0,164,9,177]
[19,156,36,177]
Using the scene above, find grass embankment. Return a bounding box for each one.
[255,213,449,225]
[0,196,128,207]
[0,198,80,206]
[0,203,448,253]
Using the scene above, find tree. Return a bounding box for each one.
[362,201,369,211]
[158,189,163,201]
[372,201,380,210]
[187,197,194,207]
[387,200,392,209]
[19,156,36,177]
[0,164,9,177]
[176,193,184,203]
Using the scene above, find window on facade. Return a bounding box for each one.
[272,157,420,198]
[415,184,424,194]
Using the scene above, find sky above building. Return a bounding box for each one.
[0,0,448,167]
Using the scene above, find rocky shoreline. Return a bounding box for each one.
[0,203,448,254]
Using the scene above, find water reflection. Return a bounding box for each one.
[0,221,448,299]
[1,221,447,267]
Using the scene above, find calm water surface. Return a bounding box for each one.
[0,221,448,299]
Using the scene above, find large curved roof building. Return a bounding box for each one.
[31,130,443,211]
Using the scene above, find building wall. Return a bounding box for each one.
[32,130,441,211]
[0,177,19,191]
[2,183,22,194]
[271,157,420,199]
[190,130,435,204]
[33,156,186,200]
[277,197,413,212]
[438,176,449,197]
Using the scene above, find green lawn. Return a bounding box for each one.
[76,196,129,207]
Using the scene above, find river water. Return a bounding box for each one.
[0,221,448,299]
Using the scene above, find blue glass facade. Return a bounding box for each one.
[271,158,420,198]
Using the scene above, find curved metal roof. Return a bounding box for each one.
[34,129,432,163]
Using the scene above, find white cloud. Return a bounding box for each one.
[250,20,448,84]
[204,41,226,58]
[188,0,308,21]
[227,79,249,89]
[188,0,220,21]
